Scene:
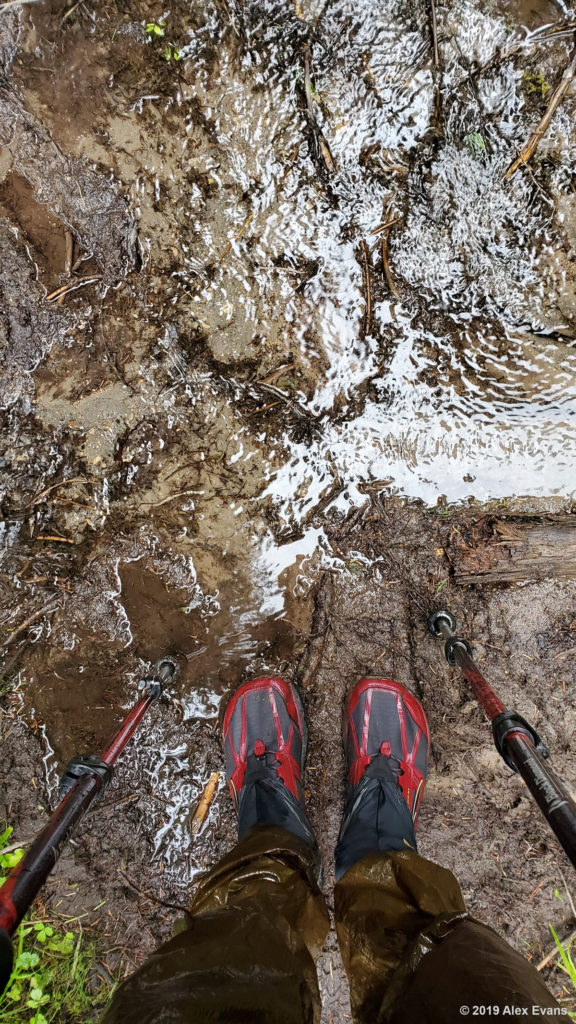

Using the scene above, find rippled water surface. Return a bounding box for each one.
[158,0,576,510]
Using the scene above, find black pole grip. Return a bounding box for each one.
[0,926,14,994]
[505,734,576,870]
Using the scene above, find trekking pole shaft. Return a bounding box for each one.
[505,733,576,869]
[0,772,101,935]
[430,611,576,871]
[450,644,506,719]
[0,689,158,937]
[102,690,157,764]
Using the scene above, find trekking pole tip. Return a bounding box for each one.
[140,657,177,699]
[427,609,456,636]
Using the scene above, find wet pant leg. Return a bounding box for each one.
[102,825,330,1024]
[335,849,559,1024]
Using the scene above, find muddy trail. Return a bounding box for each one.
[1,0,576,1018]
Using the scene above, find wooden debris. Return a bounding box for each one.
[191,771,221,834]
[57,230,75,305]
[537,926,576,971]
[506,48,576,179]
[46,275,101,303]
[450,515,576,585]
[381,227,399,300]
[430,0,439,67]
[360,240,372,334]
[302,44,336,177]
[4,600,60,648]
[36,534,74,543]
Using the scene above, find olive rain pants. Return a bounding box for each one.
[103,826,559,1023]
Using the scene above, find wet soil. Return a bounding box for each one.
[1,0,576,1019]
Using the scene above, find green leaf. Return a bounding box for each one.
[16,951,40,970]
[6,981,22,1000]
[145,21,165,37]
[0,848,24,869]
[0,825,14,847]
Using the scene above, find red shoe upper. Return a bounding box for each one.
[222,676,305,808]
[345,678,430,824]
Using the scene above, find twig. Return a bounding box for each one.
[137,489,202,509]
[302,476,345,525]
[537,927,576,970]
[11,476,87,514]
[46,275,101,302]
[118,871,192,917]
[371,217,400,235]
[3,600,60,648]
[258,363,294,385]
[57,230,75,306]
[381,227,400,299]
[360,240,372,335]
[190,771,221,834]
[430,0,439,66]
[302,43,336,177]
[505,48,576,179]
[36,534,74,543]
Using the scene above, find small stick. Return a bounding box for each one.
[381,228,400,299]
[46,275,101,302]
[191,771,221,834]
[259,363,295,385]
[17,476,87,512]
[430,0,439,67]
[3,600,60,648]
[537,926,576,970]
[506,48,576,179]
[36,534,74,543]
[371,217,400,235]
[57,231,74,306]
[360,240,372,334]
[118,871,191,916]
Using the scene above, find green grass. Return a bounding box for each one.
[0,827,112,1023]
[549,925,576,985]
[548,925,576,1018]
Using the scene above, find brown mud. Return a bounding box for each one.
[1,0,576,1019]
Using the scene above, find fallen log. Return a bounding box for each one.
[450,514,576,584]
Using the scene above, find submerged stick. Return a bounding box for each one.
[505,47,576,179]
[46,275,101,302]
[57,231,74,306]
[430,0,439,67]
[381,227,399,300]
[3,601,60,648]
[302,44,335,177]
[360,240,372,334]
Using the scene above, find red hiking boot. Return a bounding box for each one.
[222,677,317,849]
[335,677,430,880]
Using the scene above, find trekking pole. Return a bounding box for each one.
[428,611,576,871]
[0,658,175,992]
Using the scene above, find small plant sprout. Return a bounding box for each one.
[145,20,165,37]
